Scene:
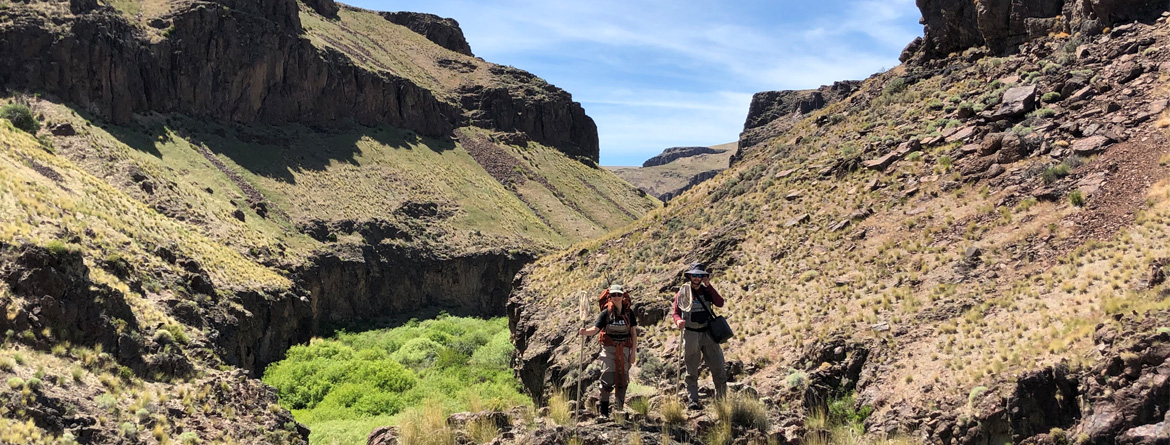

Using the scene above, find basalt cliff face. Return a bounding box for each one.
[0,0,658,442]
[0,0,598,161]
[737,81,861,155]
[509,2,1170,444]
[908,0,1167,61]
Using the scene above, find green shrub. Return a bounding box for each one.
[263,316,527,439]
[1069,190,1085,207]
[1041,164,1071,184]
[883,77,908,96]
[1042,92,1062,103]
[1031,108,1056,118]
[786,370,808,389]
[0,103,39,134]
[968,386,988,406]
[178,432,201,445]
[45,239,71,255]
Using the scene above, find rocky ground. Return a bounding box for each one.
[508,4,1170,445]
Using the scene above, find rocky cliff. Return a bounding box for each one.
[381,11,474,56]
[0,0,599,162]
[737,80,861,154]
[642,146,721,167]
[0,0,658,441]
[908,0,1168,62]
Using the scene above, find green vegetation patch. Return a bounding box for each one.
[263,315,528,444]
[0,103,39,134]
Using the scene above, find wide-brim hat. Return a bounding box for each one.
[607,284,626,294]
[685,263,709,276]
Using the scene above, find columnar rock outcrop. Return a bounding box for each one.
[738,81,861,153]
[0,0,601,162]
[641,146,720,167]
[909,0,1168,61]
[0,1,457,136]
[381,11,474,56]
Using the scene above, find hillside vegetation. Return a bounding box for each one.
[608,142,737,200]
[510,14,1170,444]
[0,0,658,442]
[263,315,526,445]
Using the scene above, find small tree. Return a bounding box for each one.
[1,103,39,134]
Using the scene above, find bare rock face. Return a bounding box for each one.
[0,1,601,162]
[0,2,456,136]
[642,146,721,167]
[303,0,340,18]
[382,11,474,56]
[911,0,1169,61]
[739,81,861,153]
[459,66,600,161]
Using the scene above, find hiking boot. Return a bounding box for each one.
[687,401,703,411]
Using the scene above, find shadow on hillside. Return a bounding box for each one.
[103,116,457,185]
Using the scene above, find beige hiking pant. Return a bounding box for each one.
[683,329,727,403]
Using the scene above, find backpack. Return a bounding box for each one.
[596,289,634,347]
[597,289,631,312]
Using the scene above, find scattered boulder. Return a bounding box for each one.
[367,426,399,445]
[1071,135,1112,156]
[995,132,1025,164]
[863,153,899,171]
[990,85,1038,121]
[785,214,810,228]
[447,411,511,430]
[944,125,978,143]
[829,219,851,232]
[979,132,1005,156]
[49,122,76,136]
[1115,61,1144,84]
[848,208,874,221]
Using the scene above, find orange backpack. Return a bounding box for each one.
[596,289,634,347]
[597,289,631,312]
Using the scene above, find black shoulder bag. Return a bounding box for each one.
[694,291,734,344]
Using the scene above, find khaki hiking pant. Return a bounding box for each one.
[683,329,727,404]
[598,344,633,410]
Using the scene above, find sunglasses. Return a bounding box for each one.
[687,274,708,278]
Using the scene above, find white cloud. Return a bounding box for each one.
[347,0,923,165]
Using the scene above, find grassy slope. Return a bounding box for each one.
[515,34,1170,425]
[0,118,307,443]
[607,142,737,198]
[30,99,657,265]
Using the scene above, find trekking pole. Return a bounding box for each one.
[573,290,588,428]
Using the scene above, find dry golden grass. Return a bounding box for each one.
[398,401,456,445]
[518,36,1170,430]
[547,390,573,426]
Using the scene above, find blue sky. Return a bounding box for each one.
[346,0,924,166]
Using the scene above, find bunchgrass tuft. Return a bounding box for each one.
[398,401,455,445]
